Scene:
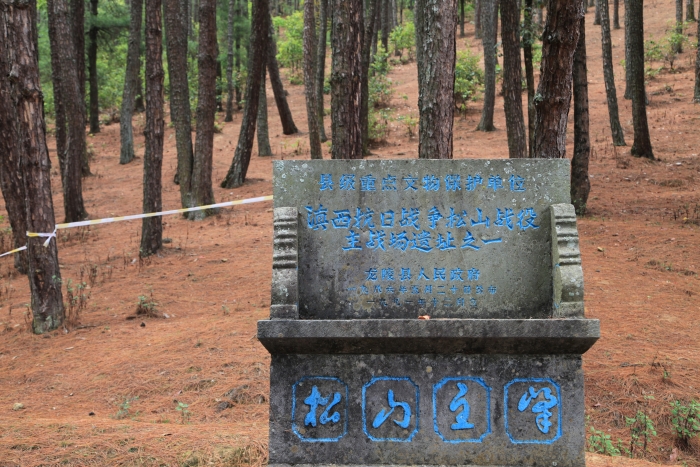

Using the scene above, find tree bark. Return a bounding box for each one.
[475,0,482,38]
[532,0,584,159]
[88,0,100,134]
[477,0,497,131]
[120,0,143,164]
[0,1,29,274]
[523,0,536,157]
[71,0,85,112]
[415,0,456,159]
[628,0,653,159]
[675,0,683,53]
[267,20,299,134]
[164,0,194,205]
[0,0,64,331]
[234,0,242,108]
[623,0,631,99]
[71,0,91,176]
[594,0,601,25]
[49,0,89,222]
[330,0,363,159]
[572,15,591,215]
[303,0,322,159]
[315,0,328,142]
[257,69,273,156]
[612,0,620,28]
[221,0,270,187]
[687,0,696,21]
[46,0,65,181]
[361,0,379,155]
[191,0,217,219]
[381,0,390,52]
[695,10,700,101]
[501,0,527,158]
[225,0,235,121]
[600,0,626,146]
[141,0,164,256]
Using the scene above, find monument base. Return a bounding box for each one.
[268,353,586,467]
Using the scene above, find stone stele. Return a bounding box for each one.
[259,159,599,467]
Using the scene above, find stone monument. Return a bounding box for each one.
[258,159,599,467]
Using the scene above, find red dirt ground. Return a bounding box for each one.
[1,1,699,465]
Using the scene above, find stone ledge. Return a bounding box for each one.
[257,318,599,355]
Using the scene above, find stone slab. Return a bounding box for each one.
[269,354,585,467]
[258,319,599,355]
[273,159,571,320]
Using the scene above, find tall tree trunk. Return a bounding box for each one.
[225,0,235,121]
[221,0,270,187]
[0,0,64,331]
[120,0,143,164]
[234,0,242,108]
[46,0,66,179]
[267,20,299,134]
[191,0,217,218]
[628,0,653,159]
[687,0,696,21]
[532,0,584,159]
[415,0,456,159]
[49,0,89,222]
[501,0,527,158]
[88,0,100,134]
[71,0,85,112]
[675,0,683,53]
[361,0,378,155]
[594,0,601,25]
[303,0,322,159]
[141,0,164,256]
[572,15,591,215]
[475,0,482,38]
[71,0,91,176]
[315,0,328,142]
[0,0,29,274]
[460,0,465,37]
[613,0,620,28]
[330,0,363,159]
[623,0,631,99]
[164,0,194,207]
[477,0,497,131]
[257,69,273,156]
[694,11,700,102]
[523,0,536,157]
[371,0,379,57]
[381,0,390,52]
[600,0,625,146]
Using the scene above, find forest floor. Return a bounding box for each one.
[1,1,700,465]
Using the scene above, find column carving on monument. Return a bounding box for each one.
[550,203,585,318]
[270,207,299,319]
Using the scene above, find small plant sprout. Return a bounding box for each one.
[671,400,700,451]
[175,401,191,424]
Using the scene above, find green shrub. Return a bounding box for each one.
[389,21,415,61]
[670,400,700,450]
[273,12,304,71]
[370,44,391,76]
[625,410,656,458]
[454,48,484,115]
[587,427,621,456]
[369,73,394,109]
[369,108,392,143]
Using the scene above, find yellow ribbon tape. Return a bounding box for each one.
[16,194,274,251]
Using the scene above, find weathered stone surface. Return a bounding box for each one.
[268,354,585,467]
[550,204,584,318]
[271,207,299,319]
[273,159,571,319]
[258,318,599,355]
